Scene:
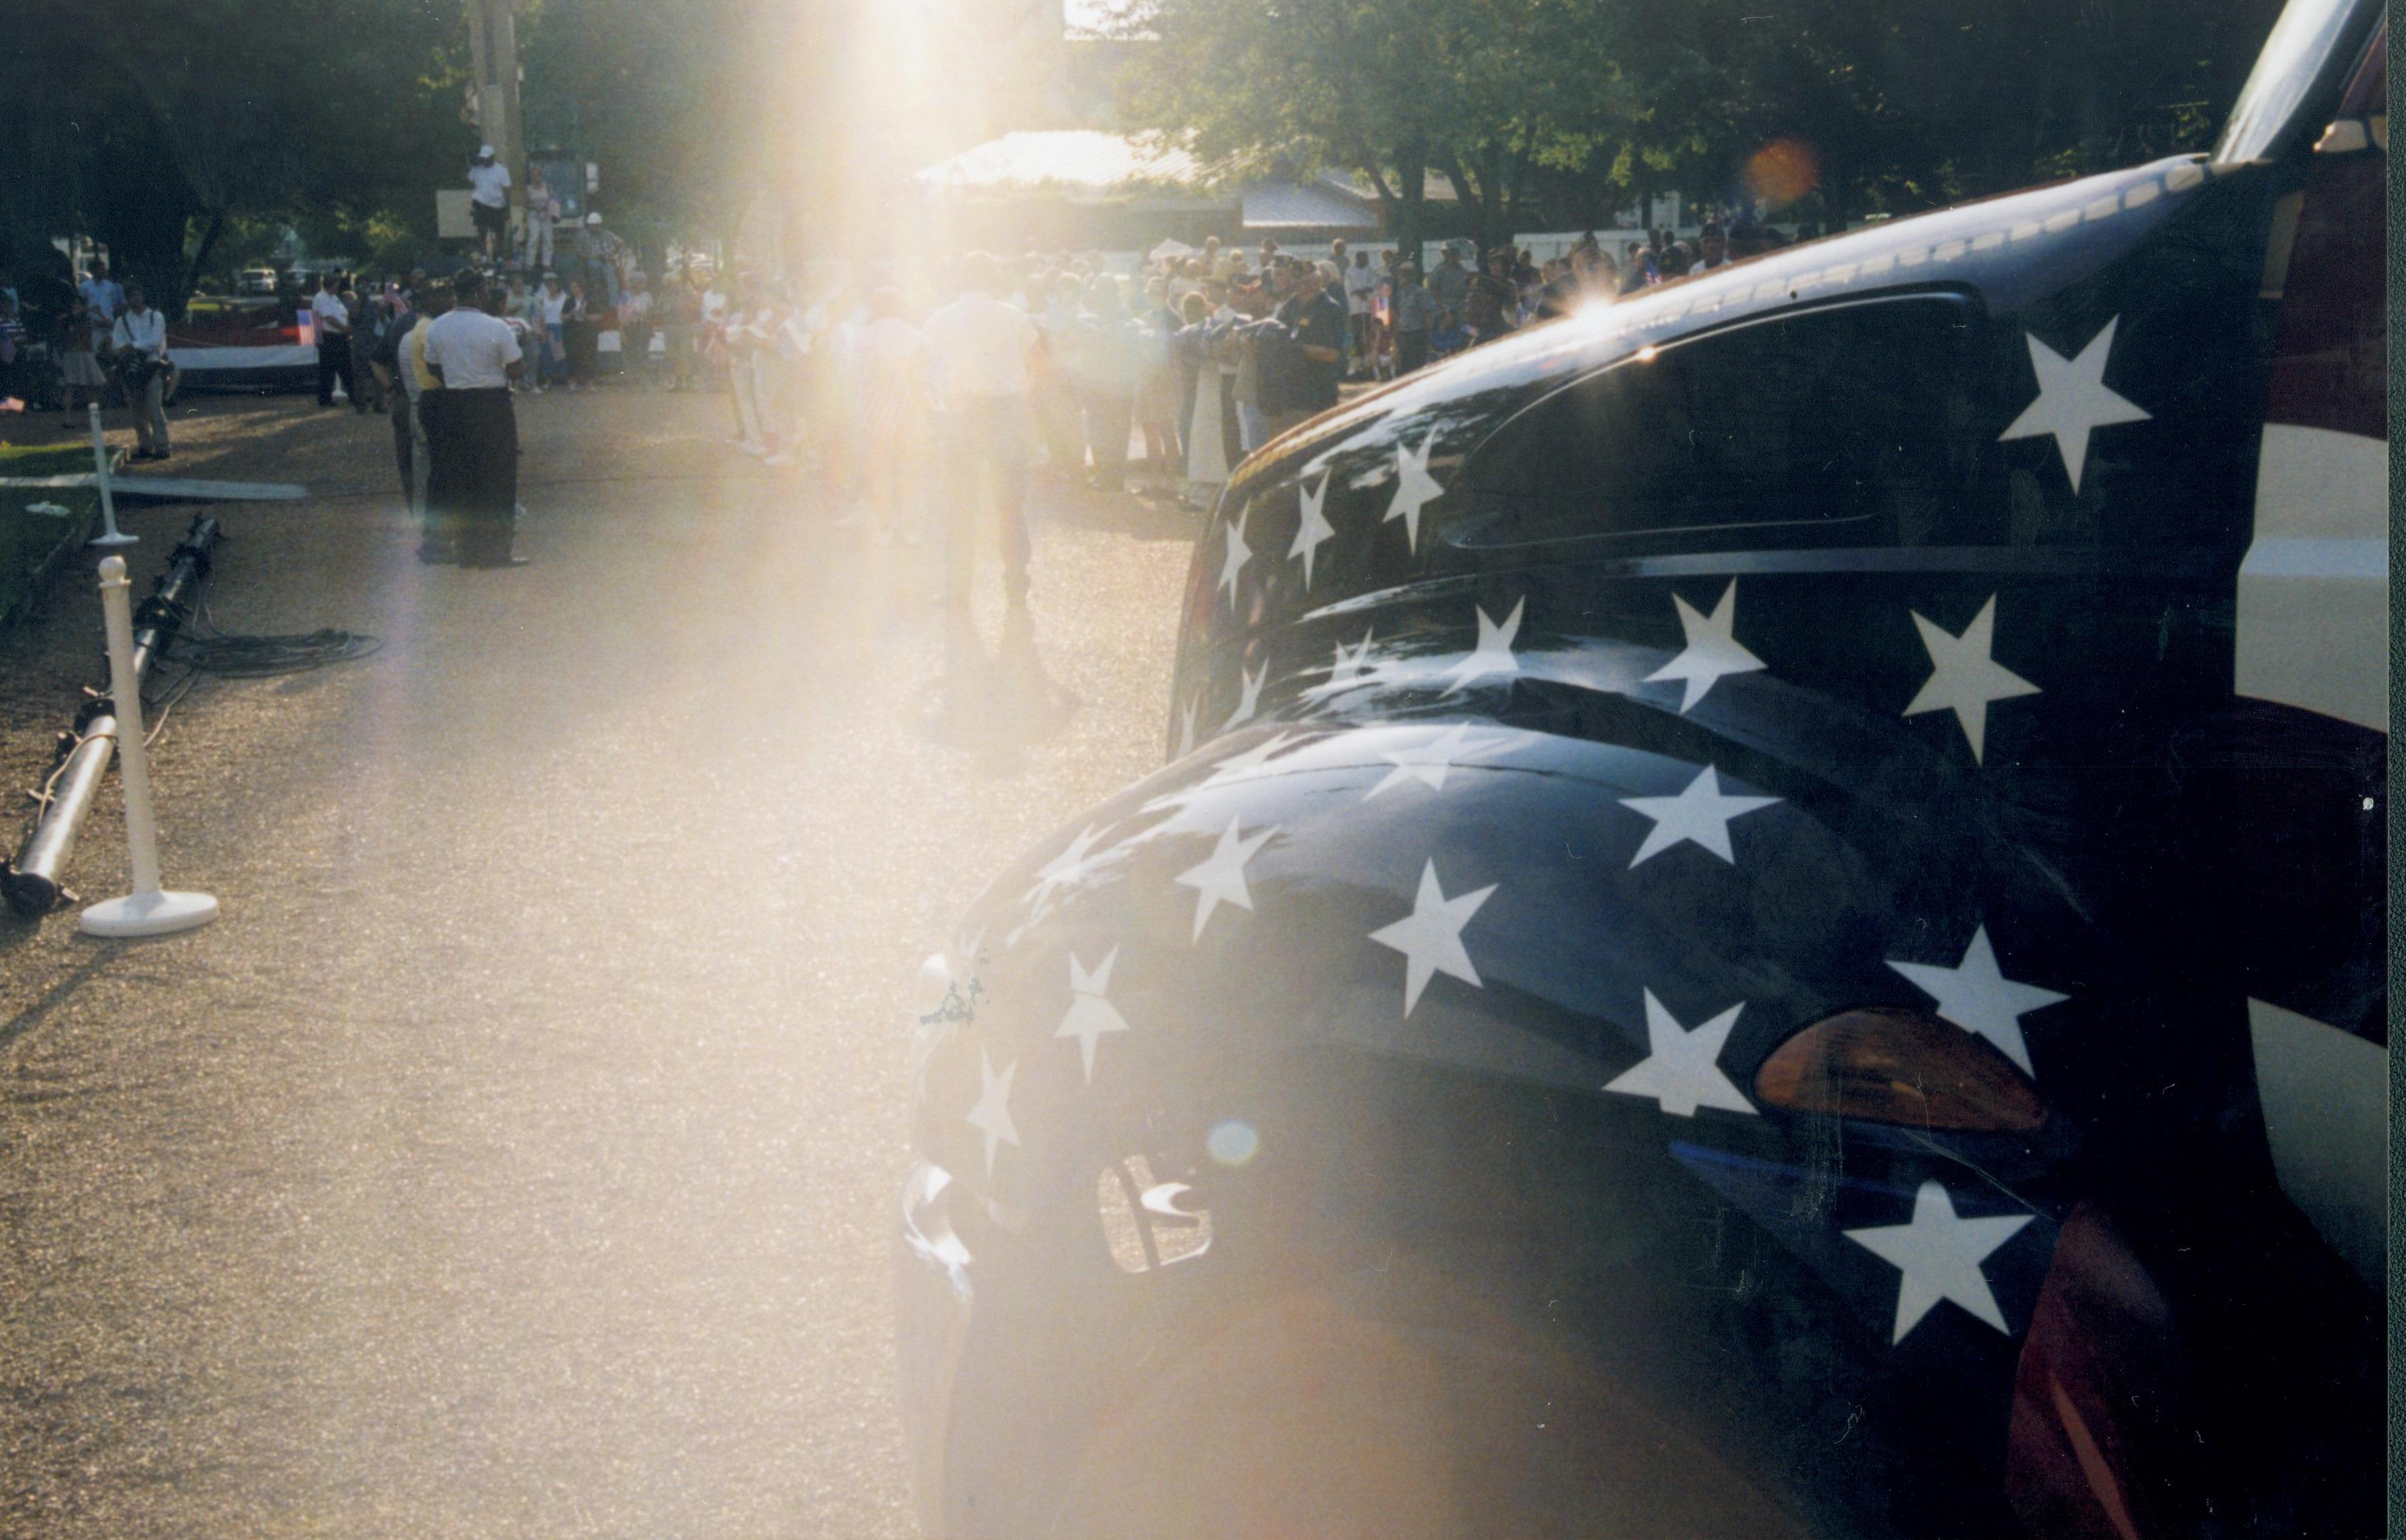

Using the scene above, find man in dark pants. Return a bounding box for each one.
[922,253,1041,620]
[419,273,527,568]
[311,273,360,410]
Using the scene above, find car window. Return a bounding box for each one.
[1449,294,1975,549]
[2264,22,2386,440]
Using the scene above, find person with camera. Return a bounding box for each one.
[109,280,171,461]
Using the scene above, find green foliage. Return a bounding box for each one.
[0,447,99,626]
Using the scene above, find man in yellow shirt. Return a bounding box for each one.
[398,283,452,559]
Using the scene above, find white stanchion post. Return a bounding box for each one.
[78,555,217,938]
[87,402,136,548]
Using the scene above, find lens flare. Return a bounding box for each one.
[1206,1119,1259,1166]
[1742,140,1820,208]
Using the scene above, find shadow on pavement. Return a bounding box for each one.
[1031,471,1206,543]
[912,609,1082,773]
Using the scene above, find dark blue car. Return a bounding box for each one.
[898,2,2387,1534]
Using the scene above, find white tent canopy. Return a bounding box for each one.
[915,131,1210,201]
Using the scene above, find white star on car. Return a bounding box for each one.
[1887,924,2069,1075]
[1289,474,1336,588]
[1618,765,1780,867]
[1844,1180,2034,1343]
[1306,629,1379,701]
[965,1048,1021,1176]
[1997,317,2150,493]
[1382,433,1444,552]
[1024,824,1112,913]
[1368,859,1496,1015]
[1139,732,1300,839]
[1216,507,1253,601]
[1174,816,1276,941]
[1197,729,1300,787]
[1222,661,1267,730]
[1644,579,1765,713]
[1603,990,1757,1117]
[1904,594,2040,763]
[1441,598,1524,696]
[1364,723,1508,800]
[1055,948,1133,1083]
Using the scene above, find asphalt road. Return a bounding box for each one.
[0,386,1196,1537]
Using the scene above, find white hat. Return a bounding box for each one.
[477,144,496,158]
[586,212,603,225]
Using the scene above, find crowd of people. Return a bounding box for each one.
[636,214,1803,531]
[608,213,1803,628]
[0,258,178,455]
[1,199,1803,594]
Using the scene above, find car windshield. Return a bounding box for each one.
[2216,0,2376,161]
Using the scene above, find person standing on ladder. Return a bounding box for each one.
[468,145,513,264]
[521,164,558,272]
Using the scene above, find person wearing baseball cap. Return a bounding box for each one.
[467,145,512,262]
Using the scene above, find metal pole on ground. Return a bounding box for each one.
[4,517,218,916]
[76,555,216,937]
[87,402,135,547]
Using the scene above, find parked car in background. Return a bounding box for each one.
[899,1,2387,1536]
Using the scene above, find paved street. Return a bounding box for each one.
[0,389,1195,1537]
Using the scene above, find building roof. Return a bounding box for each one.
[1240,178,1379,231]
[1325,169,1462,205]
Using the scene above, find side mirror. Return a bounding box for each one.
[2311,115,2387,155]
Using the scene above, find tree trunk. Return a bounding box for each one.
[178,207,226,319]
[1434,147,1504,256]
[1392,144,1425,267]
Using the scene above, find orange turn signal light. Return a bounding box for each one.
[1755,1007,2048,1132]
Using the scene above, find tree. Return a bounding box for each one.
[1110,0,1617,254]
[1,0,473,313]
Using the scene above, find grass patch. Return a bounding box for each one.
[0,443,100,624]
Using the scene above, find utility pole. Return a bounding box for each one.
[463,0,526,190]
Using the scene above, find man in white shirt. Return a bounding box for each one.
[109,281,171,460]
[419,272,527,567]
[468,146,513,262]
[852,286,925,541]
[921,252,1042,618]
[310,274,362,410]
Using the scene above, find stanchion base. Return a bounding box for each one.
[88,533,139,548]
[79,889,218,937]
